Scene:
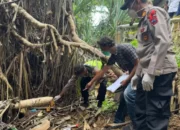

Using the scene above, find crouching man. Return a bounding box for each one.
[54,63,107,108]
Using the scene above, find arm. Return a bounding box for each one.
[85,55,116,90]
[92,67,100,75]
[147,9,171,76]
[135,62,142,76]
[90,65,110,84]
[126,59,139,82]
[59,75,78,97]
[84,65,111,90]
[122,45,139,80]
[89,54,116,85]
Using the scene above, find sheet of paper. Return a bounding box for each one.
[107,74,129,93]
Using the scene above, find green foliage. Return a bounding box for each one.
[73,0,131,45]
[176,52,180,68]
[130,39,138,48]
[93,0,130,39]
[76,78,82,97]
[173,47,180,68]
[101,99,118,113]
[73,0,95,44]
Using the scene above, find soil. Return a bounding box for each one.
[2,70,180,130]
[7,105,180,130]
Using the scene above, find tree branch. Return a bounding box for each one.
[10,3,106,59]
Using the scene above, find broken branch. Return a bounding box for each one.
[13,97,53,109]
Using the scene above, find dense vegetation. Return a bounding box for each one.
[73,0,130,44]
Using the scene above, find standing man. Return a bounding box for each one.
[120,0,178,130]
[85,37,139,129]
[165,0,180,18]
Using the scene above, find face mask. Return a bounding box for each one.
[128,0,146,19]
[102,51,110,55]
[128,9,138,19]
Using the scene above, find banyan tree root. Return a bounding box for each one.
[10,3,105,59]
[13,97,53,109]
[9,2,122,94]
[11,30,51,48]
[9,3,123,77]
[0,100,11,120]
[0,67,13,99]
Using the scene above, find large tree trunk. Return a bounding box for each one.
[0,0,121,102]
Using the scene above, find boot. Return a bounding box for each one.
[82,100,89,108]
[97,100,103,108]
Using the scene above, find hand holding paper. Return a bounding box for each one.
[120,79,128,87]
[107,74,129,93]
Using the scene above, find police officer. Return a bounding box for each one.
[120,0,177,130]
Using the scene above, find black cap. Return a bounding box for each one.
[121,0,133,10]
[74,64,85,76]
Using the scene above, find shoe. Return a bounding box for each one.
[82,102,89,108]
[97,100,103,108]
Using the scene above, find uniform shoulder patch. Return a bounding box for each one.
[148,9,158,25]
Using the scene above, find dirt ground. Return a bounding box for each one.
[2,70,180,130]
[169,114,180,130]
[8,104,180,130]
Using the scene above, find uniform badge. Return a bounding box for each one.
[143,35,148,41]
[148,10,158,25]
[142,11,146,17]
[142,32,149,41]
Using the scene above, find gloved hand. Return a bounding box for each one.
[54,95,61,101]
[131,75,139,90]
[142,73,155,91]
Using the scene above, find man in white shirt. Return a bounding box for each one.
[167,0,180,17]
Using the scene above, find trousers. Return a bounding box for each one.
[135,72,176,130]
[80,77,107,103]
[114,83,136,128]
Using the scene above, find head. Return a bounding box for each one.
[74,64,88,77]
[121,0,148,18]
[97,36,116,54]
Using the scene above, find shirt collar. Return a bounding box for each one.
[142,4,153,17]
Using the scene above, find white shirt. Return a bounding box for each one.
[168,0,180,13]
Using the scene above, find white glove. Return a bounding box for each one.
[54,95,61,101]
[131,75,139,90]
[142,73,155,91]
